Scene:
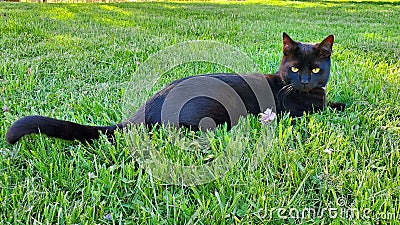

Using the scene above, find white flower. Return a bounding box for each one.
[324,148,333,155]
[88,172,97,179]
[259,108,277,125]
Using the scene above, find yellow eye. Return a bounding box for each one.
[312,68,320,73]
[291,67,299,72]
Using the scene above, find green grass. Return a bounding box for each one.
[1,1,400,224]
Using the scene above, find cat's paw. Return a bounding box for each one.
[328,102,346,112]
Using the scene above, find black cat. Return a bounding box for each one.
[5,33,345,144]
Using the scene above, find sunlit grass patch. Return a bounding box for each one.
[48,6,75,20]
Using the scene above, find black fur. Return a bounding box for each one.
[5,116,119,144]
[5,33,344,144]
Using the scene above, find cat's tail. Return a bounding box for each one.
[5,115,123,144]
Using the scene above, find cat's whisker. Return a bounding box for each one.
[278,85,293,99]
[278,84,295,110]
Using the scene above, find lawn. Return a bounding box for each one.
[1,1,399,224]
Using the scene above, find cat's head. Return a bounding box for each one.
[279,33,334,92]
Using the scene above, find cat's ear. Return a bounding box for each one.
[283,32,298,55]
[318,35,334,58]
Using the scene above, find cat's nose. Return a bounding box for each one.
[300,74,310,85]
[300,78,309,84]
[301,80,309,85]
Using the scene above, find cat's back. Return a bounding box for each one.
[143,73,279,130]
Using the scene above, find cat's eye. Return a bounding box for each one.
[291,67,299,73]
[312,68,320,74]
